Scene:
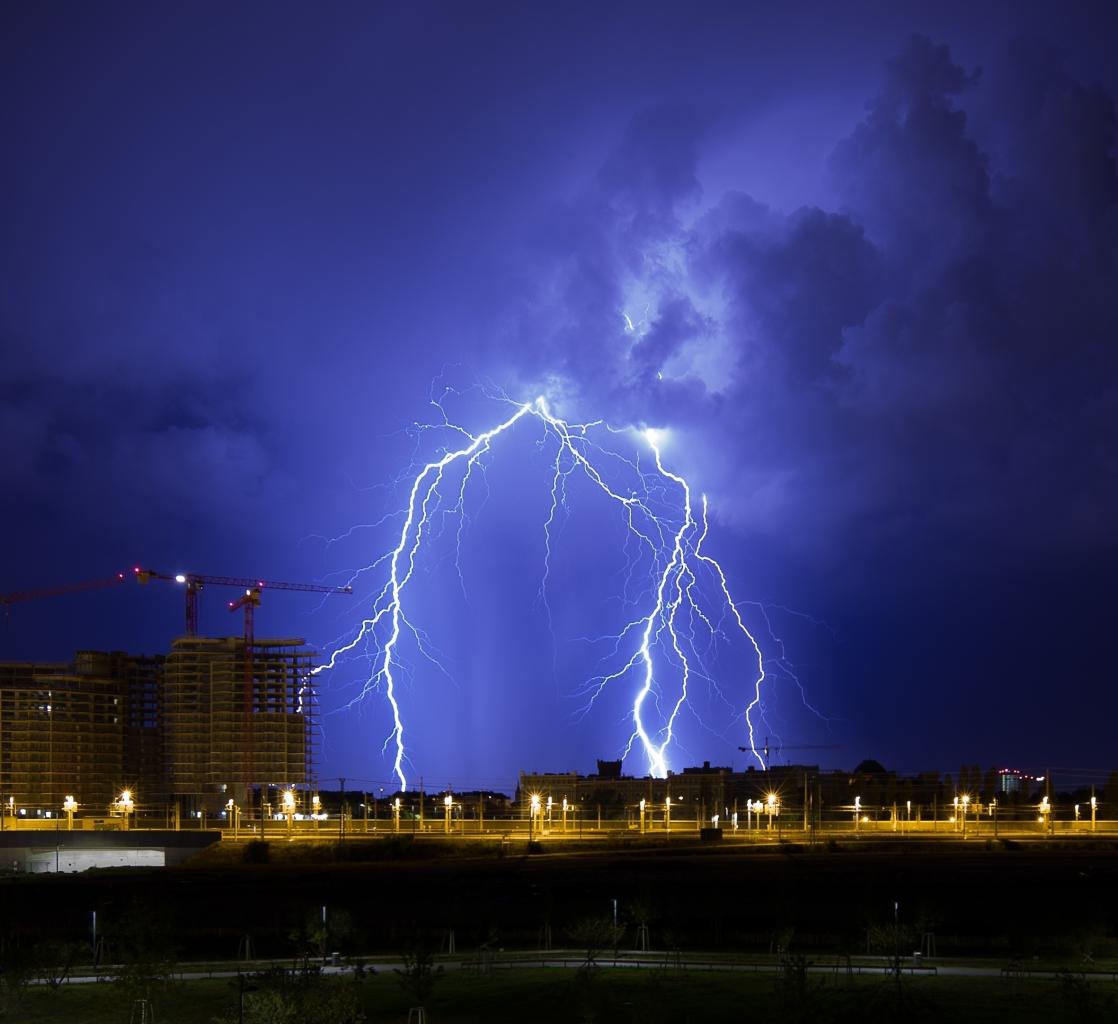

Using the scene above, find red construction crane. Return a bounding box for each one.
[132,567,351,636]
[1,572,127,614]
[134,567,352,796]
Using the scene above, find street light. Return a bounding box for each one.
[1090,795,1097,832]
[63,795,77,831]
[766,793,778,832]
[562,797,568,833]
[854,796,861,832]
[529,793,540,841]
[665,796,672,833]
[118,789,133,831]
[282,789,296,836]
[639,798,646,834]
[443,793,453,833]
[227,798,239,839]
[393,797,401,832]
[961,795,970,838]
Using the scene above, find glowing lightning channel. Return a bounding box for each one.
[318,394,781,790]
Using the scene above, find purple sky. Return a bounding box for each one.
[3,2,1116,794]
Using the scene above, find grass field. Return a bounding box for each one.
[4,963,1117,1023]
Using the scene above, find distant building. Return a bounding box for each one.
[997,768,1039,794]
[0,651,161,811]
[163,636,316,812]
[0,636,316,816]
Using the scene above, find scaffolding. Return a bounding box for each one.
[163,637,316,810]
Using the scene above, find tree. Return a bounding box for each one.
[566,915,626,970]
[394,947,443,1012]
[35,940,84,992]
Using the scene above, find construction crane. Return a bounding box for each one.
[1,572,128,615]
[740,737,841,765]
[134,567,352,797]
[132,568,352,636]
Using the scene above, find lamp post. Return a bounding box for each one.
[118,790,133,831]
[906,800,911,834]
[639,798,646,834]
[282,789,296,837]
[961,795,970,838]
[1090,795,1097,832]
[529,793,540,841]
[546,796,553,834]
[63,795,77,831]
[227,798,239,839]
[766,793,777,832]
[443,793,453,834]
[562,797,568,833]
[393,797,401,833]
[992,798,998,838]
[664,796,671,833]
[311,793,321,830]
[854,796,861,832]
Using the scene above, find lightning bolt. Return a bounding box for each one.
[317,393,796,790]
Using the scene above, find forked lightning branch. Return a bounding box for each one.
[316,395,782,791]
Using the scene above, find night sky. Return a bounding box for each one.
[3,2,1116,794]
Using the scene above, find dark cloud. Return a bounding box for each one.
[505,35,1118,570]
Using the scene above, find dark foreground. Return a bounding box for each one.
[1,836,1116,1021]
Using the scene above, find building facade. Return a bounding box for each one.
[0,637,316,817]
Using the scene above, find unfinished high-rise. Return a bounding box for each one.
[0,651,162,810]
[162,636,317,811]
[0,637,316,815]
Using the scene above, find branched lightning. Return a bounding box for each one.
[317,392,815,790]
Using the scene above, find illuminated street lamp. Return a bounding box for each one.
[63,795,77,831]
[282,789,296,836]
[311,793,322,830]
[393,797,401,833]
[1090,795,1097,832]
[905,800,911,833]
[961,795,970,838]
[443,793,453,833]
[766,793,778,832]
[118,789,134,831]
[665,796,672,833]
[529,793,540,841]
[639,798,646,834]
[546,795,553,833]
[854,796,861,832]
[562,797,568,833]
[1039,795,1050,829]
[226,798,240,839]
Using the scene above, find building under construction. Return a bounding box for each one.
[0,651,162,811]
[0,637,317,816]
[163,636,317,811]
